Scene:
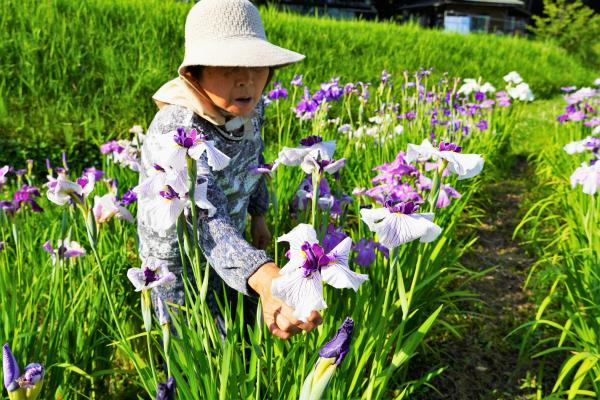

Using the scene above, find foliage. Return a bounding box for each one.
[528,0,600,68]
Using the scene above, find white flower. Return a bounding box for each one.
[570,161,600,195]
[300,156,346,176]
[508,82,534,101]
[127,258,176,292]
[93,193,134,224]
[271,224,368,321]
[457,78,496,96]
[46,173,95,205]
[564,137,593,154]
[406,139,484,180]
[134,164,187,200]
[360,204,442,249]
[394,125,404,135]
[156,128,230,171]
[565,87,597,105]
[503,71,523,85]
[594,78,600,86]
[277,137,336,167]
[144,179,215,232]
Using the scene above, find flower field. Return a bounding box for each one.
[1,0,599,399]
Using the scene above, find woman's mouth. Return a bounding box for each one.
[234,96,252,104]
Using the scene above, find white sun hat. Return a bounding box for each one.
[178,0,305,73]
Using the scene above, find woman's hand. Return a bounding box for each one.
[250,215,272,250]
[248,262,322,340]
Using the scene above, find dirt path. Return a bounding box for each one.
[415,155,540,399]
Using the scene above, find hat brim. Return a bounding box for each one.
[179,37,305,73]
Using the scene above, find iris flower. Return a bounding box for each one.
[271,224,368,321]
[570,161,600,195]
[406,139,484,180]
[277,136,336,167]
[360,201,442,249]
[93,193,134,224]
[157,127,230,171]
[43,239,86,264]
[564,136,593,154]
[299,318,354,400]
[143,179,215,232]
[3,343,44,400]
[46,172,95,206]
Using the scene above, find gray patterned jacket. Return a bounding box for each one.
[137,101,272,310]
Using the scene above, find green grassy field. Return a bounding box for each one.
[0,0,596,168]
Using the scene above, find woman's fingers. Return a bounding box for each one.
[280,304,323,332]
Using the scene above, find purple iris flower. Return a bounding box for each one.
[404,111,416,120]
[561,86,577,92]
[475,120,488,131]
[343,82,355,94]
[0,201,16,216]
[156,376,176,400]
[294,88,320,119]
[318,317,354,365]
[120,189,137,206]
[268,82,288,100]
[569,111,586,121]
[320,78,343,102]
[586,137,600,154]
[13,185,44,213]
[84,167,104,181]
[352,238,389,268]
[322,224,349,253]
[585,117,600,127]
[290,74,303,87]
[557,114,569,123]
[100,140,124,155]
[474,91,485,102]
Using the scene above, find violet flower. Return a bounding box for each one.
[268,82,288,100]
[43,239,86,264]
[156,376,175,400]
[100,140,124,155]
[13,186,44,213]
[322,224,349,253]
[352,238,389,268]
[360,201,442,249]
[271,224,368,321]
[299,318,354,400]
[291,74,303,87]
[570,161,600,195]
[120,189,137,206]
[93,193,134,225]
[3,343,44,399]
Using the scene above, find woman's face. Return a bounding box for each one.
[198,66,270,117]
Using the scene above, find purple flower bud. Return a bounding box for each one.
[61,152,69,171]
[156,376,176,400]
[439,141,462,152]
[15,169,26,176]
[45,159,52,171]
[318,317,354,365]
[3,343,20,391]
[268,82,288,100]
[380,70,391,84]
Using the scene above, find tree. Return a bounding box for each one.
[528,0,600,67]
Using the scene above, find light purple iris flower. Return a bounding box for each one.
[46,172,95,206]
[84,167,104,181]
[127,258,176,292]
[564,136,593,154]
[100,140,124,155]
[134,164,187,200]
[300,156,346,177]
[352,238,389,268]
[93,193,134,224]
[277,135,336,167]
[585,117,600,127]
[157,127,230,171]
[272,224,368,321]
[360,201,442,249]
[291,74,303,87]
[292,176,336,213]
[380,70,391,85]
[0,165,9,187]
[43,239,86,264]
[406,139,484,180]
[570,161,600,195]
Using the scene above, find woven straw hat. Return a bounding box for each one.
[178,0,305,73]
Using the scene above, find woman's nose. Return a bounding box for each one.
[235,69,253,87]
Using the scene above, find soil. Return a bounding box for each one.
[412,155,553,399]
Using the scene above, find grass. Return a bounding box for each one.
[0,0,596,169]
